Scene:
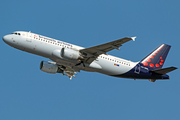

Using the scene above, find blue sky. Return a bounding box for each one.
[0,0,180,120]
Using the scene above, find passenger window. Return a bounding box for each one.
[18,33,20,35]
[15,33,17,35]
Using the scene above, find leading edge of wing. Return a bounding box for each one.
[79,37,136,63]
[80,36,136,55]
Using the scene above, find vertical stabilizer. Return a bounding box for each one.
[141,44,171,70]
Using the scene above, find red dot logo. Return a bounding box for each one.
[149,63,154,67]
[161,59,164,62]
[143,62,148,66]
[155,64,160,67]
[147,59,151,62]
[160,62,163,65]
[151,56,154,59]
[160,57,163,59]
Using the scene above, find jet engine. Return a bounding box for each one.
[61,48,83,60]
[40,61,63,74]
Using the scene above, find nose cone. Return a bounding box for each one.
[3,35,7,42]
[3,35,10,44]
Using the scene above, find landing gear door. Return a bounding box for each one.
[26,31,32,42]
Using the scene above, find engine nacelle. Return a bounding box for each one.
[61,48,83,60]
[40,61,58,74]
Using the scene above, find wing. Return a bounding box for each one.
[80,37,136,64]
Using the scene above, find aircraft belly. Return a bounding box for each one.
[20,39,137,76]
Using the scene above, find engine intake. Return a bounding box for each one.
[40,61,61,74]
[61,48,83,60]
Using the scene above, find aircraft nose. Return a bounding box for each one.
[3,35,10,43]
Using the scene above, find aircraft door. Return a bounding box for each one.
[26,32,32,42]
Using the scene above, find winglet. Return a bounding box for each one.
[131,36,136,41]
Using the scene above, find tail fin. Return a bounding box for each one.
[141,44,171,70]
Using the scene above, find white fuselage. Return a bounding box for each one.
[3,31,138,77]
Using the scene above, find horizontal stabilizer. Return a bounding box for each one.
[150,67,177,75]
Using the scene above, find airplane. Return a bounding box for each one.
[3,31,177,82]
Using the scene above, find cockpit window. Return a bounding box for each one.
[11,32,21,35]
